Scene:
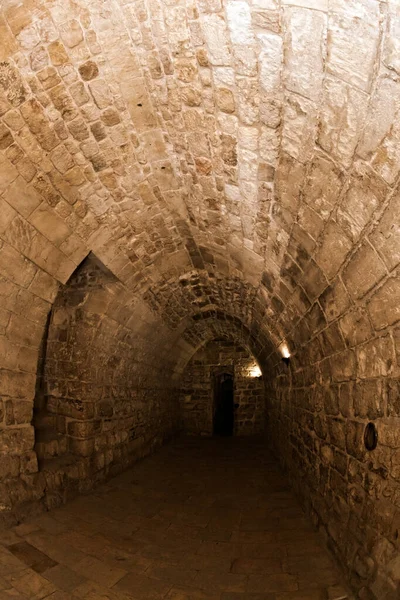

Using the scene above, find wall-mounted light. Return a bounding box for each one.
[280,343,291,366]
[248,363,262,378]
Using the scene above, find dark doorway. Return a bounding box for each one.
[213,373,234,436]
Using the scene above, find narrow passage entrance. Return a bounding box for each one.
[213,372,234,436]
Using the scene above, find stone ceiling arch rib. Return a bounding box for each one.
[172,310,272,377]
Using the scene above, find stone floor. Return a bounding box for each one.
[0,437,354,600]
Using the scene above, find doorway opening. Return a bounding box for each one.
[213,372,234,436]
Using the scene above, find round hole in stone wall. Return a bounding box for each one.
[364,422,378,451]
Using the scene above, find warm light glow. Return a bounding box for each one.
[248,363,262,378]
[280,343,291,359]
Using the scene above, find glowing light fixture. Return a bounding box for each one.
[248,363,262,378]
[280,343,291,366]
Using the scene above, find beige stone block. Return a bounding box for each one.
[319,280,350,323]
[377,418,400,449]
[281,93,318,163]
[275,153,304,214]
[259,126,279,166]
[67,118,89,141]
[0,16,17,61]
[6,313,43,347]
[330,349,356,382]
[48,40,69,66]
[0,197,17,234]
[318,75,369,168]
[358,75,400,159]
[59,19,83,48]
[28,269,59,303]
[0,153,18,193]
[121,78,158,132]
[0,122,14,149]
[370,191,400,271]
[8,568,56,598]
[50,145,74,174]
[342,241,387,300]
[339,307,373,348]
[383,4,400,75]
[337,164,388,242]
[236,77,259,125]
[15,156,37,182]
[2,109,24,132]
[48,84,78,121]
[20,99,59,150]
[258,31,283,94]
[69,437,95,457]
[5,400,32,425]
[69,81,90,108]
[0,241,37,288]
[284,7,326,100]
[327,0,380,93]
[202,13,232,66]
[368,278,400,330]
[101,107,121,126]
[226,1,257,76]
[252,10,280,33]
[316,221,352,280]
[357,335,395,378]
[89,79,111,109]
[140,129,168,161]
[29,202,72,246]
[0,424,35,453]
[216,88,235,114]
[371,118,400,185]
[59,234,88,265]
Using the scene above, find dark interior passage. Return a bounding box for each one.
[213,373,234,437]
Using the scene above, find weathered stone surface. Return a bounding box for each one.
[327,0,380,93]
[318,76,369,167]
[0,4,398,599]
[368,278,400,330]
[342,242,387,300]
[284,7,326,100]
[79,60,99,81]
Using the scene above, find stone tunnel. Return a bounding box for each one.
[0,0,399,598]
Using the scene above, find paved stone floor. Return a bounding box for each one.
[0,437,354,600]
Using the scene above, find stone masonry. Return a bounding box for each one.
[0,1,399,599]
[180,339,265,436]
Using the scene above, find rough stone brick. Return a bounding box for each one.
[0,6,398,599]
[368,277,400,330]
[342,242,387,300]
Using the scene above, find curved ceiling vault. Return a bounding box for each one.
[0,0,399,368]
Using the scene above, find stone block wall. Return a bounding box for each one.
[0,1,399,597]
[0,254,182,526]
[266,259,400,598]
[180,339,265,436]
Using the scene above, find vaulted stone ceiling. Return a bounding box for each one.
[1,2,400,595]
[0,0,399,363]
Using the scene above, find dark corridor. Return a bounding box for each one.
[213,373,234,436]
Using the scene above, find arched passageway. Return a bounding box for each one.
[0,1,399,598]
